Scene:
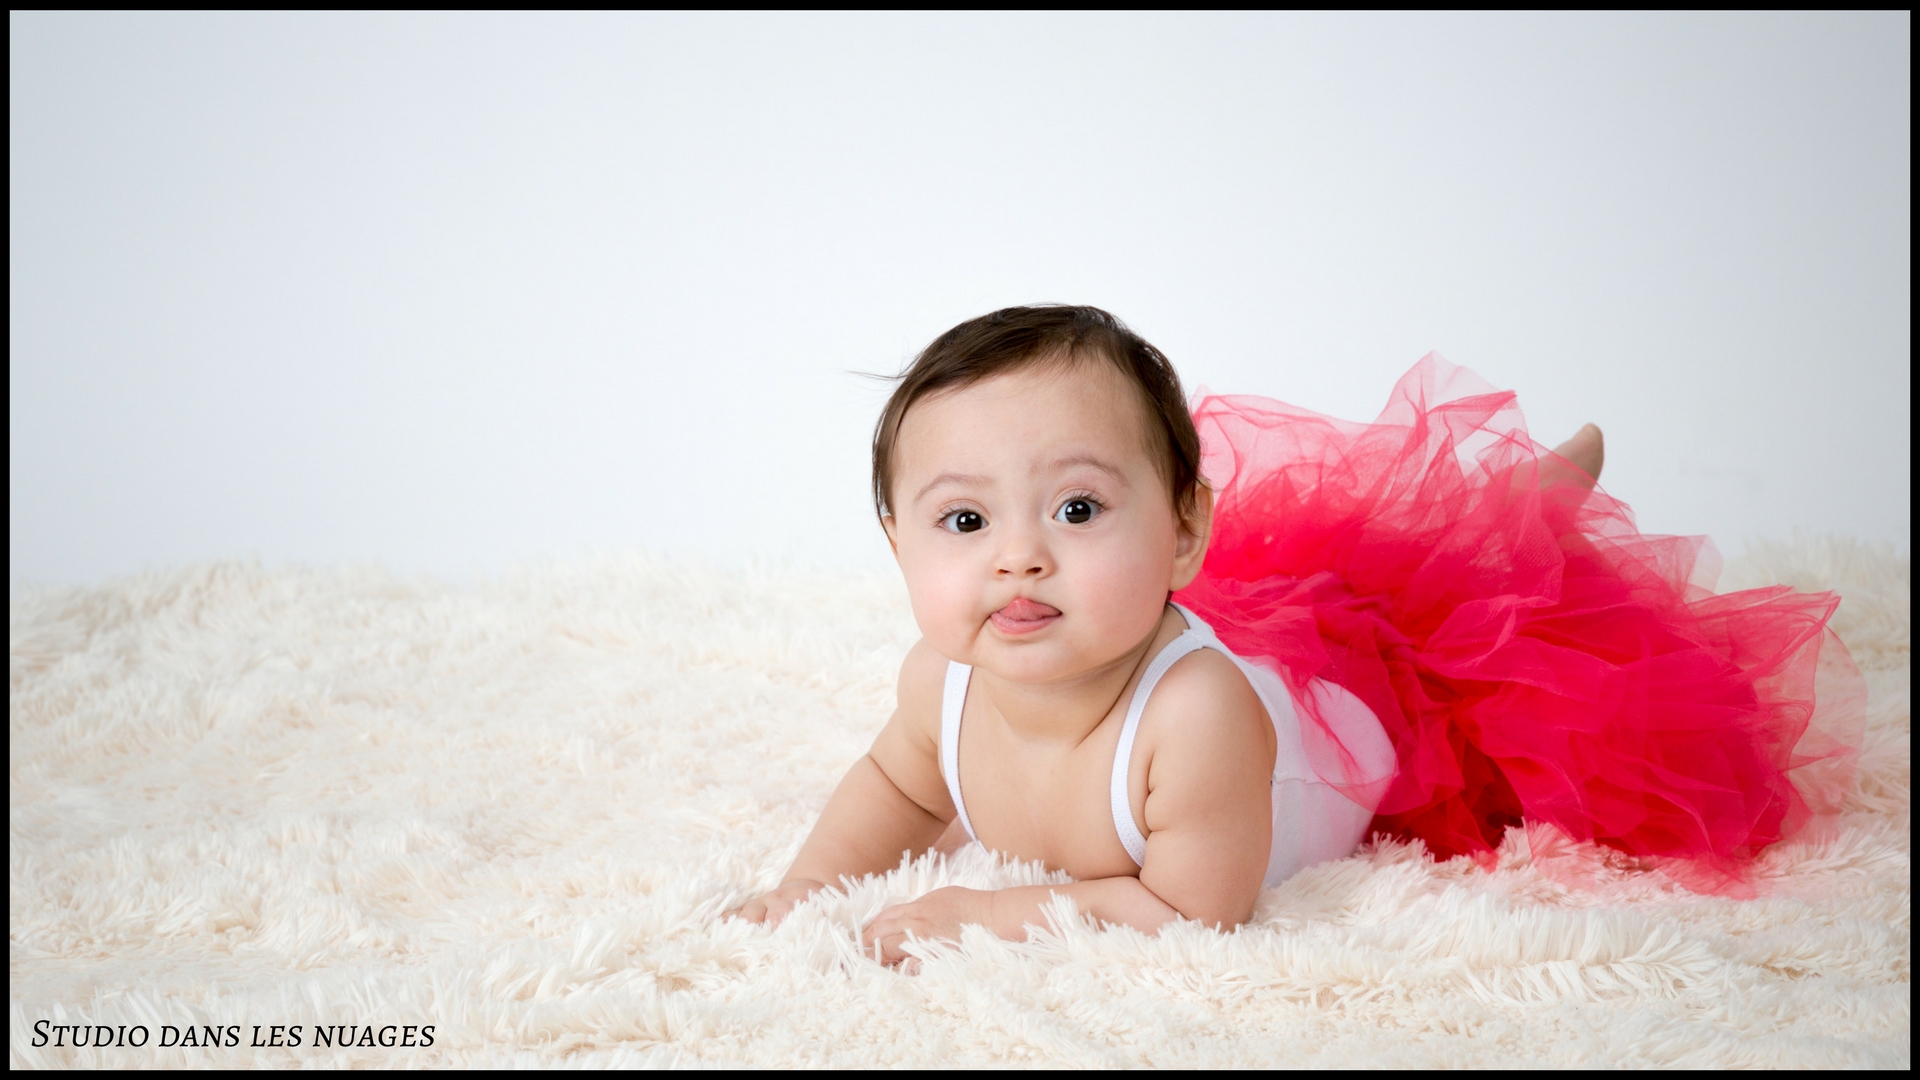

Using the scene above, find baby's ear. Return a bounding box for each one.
[1182,482,1214,543]
[881,515,900,557]
[1170,483,1214,589]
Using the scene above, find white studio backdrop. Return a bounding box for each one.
[9,12,1911,587]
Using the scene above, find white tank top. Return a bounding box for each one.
[939,602,1394,887]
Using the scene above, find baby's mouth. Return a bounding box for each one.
[989,597,1062,635]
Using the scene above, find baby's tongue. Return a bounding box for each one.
[998,598,1061,621]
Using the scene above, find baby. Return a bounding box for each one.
[727,305,1607,962]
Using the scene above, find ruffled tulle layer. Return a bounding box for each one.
[1174,356,1863,885]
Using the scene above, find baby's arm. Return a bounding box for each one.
[728,640,955,925]
[862,649,1276,961]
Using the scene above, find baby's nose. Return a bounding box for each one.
[990,519,1053,577]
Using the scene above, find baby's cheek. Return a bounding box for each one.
[901,558,982,659]
[1072,537,1176,646]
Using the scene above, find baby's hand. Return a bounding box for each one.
[861,886,993,968]
[726,878,826,927]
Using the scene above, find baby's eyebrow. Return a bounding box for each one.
[914,472,991,503]
[1043,454,1130,484]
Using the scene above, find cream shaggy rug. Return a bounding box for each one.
[9,537,1910,1068]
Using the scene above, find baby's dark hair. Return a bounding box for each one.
[871,305,1203,525]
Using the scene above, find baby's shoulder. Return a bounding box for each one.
[1139,646,1275,761]
[890,638,952,736]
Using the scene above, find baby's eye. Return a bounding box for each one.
[1054,498,1100,525]
[943,510,986,534]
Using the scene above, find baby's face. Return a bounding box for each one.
[885,358,1207,684]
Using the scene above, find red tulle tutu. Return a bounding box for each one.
[1174,356,1863,886]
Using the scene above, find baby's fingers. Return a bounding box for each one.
[865,928,913,967]
[728,894,795,926]
[762,896,803,928]
[861,914,911,957]
[880,934,913,967]
[860,919,925,969]
[859,912,894,950]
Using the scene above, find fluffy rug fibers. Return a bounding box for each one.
[9,538,1911,1067]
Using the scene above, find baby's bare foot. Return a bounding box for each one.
[1547,423,1604,487]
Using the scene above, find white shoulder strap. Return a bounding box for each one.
[940,661,978,843]
[1109,629,1211,867]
